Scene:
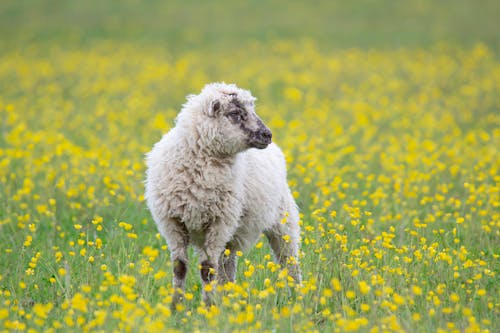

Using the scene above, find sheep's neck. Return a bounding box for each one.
[186,151,236,178]
[184,135,237,165]
[179,143,232,178]
[173,148,239,231]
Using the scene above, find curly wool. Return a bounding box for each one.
[145,82,301,304]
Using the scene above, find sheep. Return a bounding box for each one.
[145,82,301,306]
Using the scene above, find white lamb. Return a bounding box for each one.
[145,82,301,305]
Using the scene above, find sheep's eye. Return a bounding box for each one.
[227,111,243,123]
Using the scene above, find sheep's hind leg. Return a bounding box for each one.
[264,223,302,285]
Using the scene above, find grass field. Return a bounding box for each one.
[1,1,499,332]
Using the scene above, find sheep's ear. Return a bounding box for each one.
[208,100,221,117]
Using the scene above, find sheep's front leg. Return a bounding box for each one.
[264,223,302,284]
[218,247,237,285]
[198,223,234,305]
[158,218,189,309]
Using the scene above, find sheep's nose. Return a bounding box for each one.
[252,118,272,148]
[259,128,272,143]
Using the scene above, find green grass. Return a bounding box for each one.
[0,1,499,332]
[1,0,499,51]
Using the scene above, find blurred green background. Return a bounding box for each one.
[1,0,499,52]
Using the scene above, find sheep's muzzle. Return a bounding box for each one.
[248,120,272,149]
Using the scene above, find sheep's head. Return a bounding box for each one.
[181,83,272,156]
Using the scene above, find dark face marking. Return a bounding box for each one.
[227,111,245,123]
[222,97,272,149]
[200,260,216,283]
[243,118,272,149]
[224,99,248,124]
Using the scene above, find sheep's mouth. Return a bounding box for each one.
[248,137,272,149]
[247,126,272,149]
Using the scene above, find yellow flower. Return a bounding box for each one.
[33,303,53,319]
[450,293,460,303]
[0,308,9,320]
[71,293,88,313]
[81,285,91,293]
[393,293,405,305]
[360,303,370,312]
[331,278,342,292]
[358,281,371,295]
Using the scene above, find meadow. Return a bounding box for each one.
[1,1,499,332]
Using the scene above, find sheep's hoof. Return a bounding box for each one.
[200,260,216,283]
[202,292,215,307]
[170,292,184,312]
